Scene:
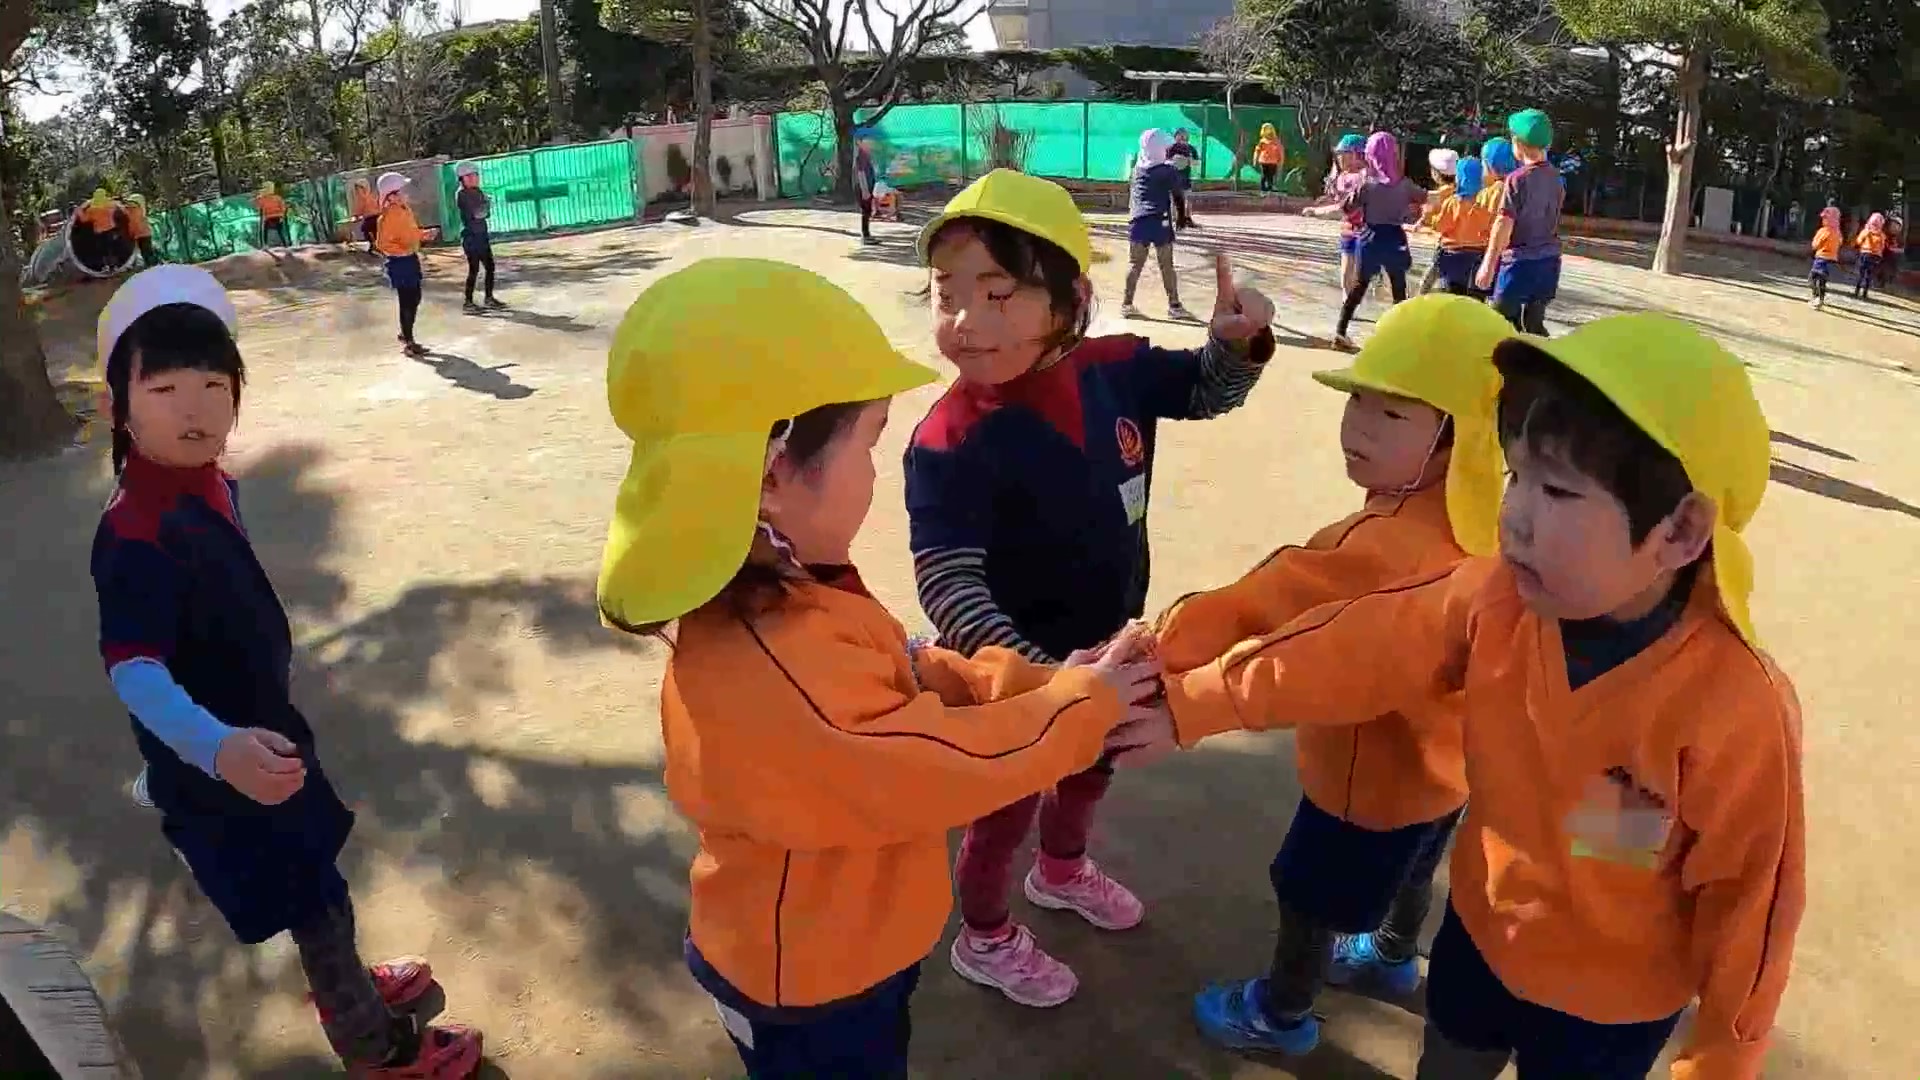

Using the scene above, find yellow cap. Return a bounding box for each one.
[90,189,112,210]
[260,182,276,196]
[1501,313,1770,645]
[597,258,938,628]
[1312,294,1513,556]
[918,169,1093,272]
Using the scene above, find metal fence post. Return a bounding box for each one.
[529,150,546,232]
[958,103,968,182]
[1082,100,1091,181]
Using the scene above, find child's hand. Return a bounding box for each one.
[1064,623,1162,709]
[215,729,307,805]
[1474,260,1497,292]
[1103,701,1177,768]
[1210,254,1276,341]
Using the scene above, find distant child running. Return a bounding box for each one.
[125,193,158,267]
[1161,296,1514,1056]
[1808,206,1841,309]
[1416,148,1459,293]
[1430,156,1496,299]
[1852,212,1887,300]
[373,171,439,357]
[1328,131,1426,350]
[1306,133,1369,293]
[1477,109,1564,334]
[905,169,1276,1008]
[90,266,484,1078]
[1151,312,1805,1080]
[255,183,290,250]
[1253,122,1286,194]
[453,162,505,313]
[1122,128,1193,320]
[594,257,1163,1077]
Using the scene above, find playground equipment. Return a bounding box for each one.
[23,213,141,287]
[0,912,140,1078]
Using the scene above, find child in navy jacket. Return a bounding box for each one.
[905,170,1276,1007]
[89,266,483,1079]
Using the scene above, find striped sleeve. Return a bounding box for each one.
[1185,334,1272,419]
[914,547,1053,662]
[1132,333,1274,422]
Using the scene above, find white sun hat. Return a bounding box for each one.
[97,264,237,365]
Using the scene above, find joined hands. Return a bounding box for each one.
[1063,622,1178,769]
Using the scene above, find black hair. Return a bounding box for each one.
[104,302,245,474]
[602,399,879,642]
[926,217,1091,353]
[1493,341,1692,544]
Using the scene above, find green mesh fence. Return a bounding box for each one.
[775,102,1311,197]
[438,139,639,238]
[147,178,343,263]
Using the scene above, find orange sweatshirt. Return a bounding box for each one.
[1253,138,1284,166]
[666,573,1122,1009]
[255,193,287,219]
[351,186,379,217]
[1167,557,1805,1079]
[375,205,429,257]
[124,203,152,240]
[1810,227,1840,261]
[1420,183,1454,230]
[1435,193,1496,251]
[1854,228,1885,257]
[1157,485,1467,829]
[76,203,119,232]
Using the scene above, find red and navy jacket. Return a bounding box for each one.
[905,331,1273,661]
[90,452,354,942]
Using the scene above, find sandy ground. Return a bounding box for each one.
[2,205,1918,1079]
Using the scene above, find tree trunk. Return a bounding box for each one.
[832,95,857,203]
[0,185,76,460]
[1653,47,1707,276]
[538,0,566,143]
[689,0,715,216]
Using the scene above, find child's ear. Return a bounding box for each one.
[1654,492,1717,571]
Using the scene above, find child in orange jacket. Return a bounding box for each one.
[255,183,290,249]
[1429,157,1497,299]
[1140,312,1804,1079]
[595,258,1160,1078]
[372,172,439,357]
[1852,211,1887,300]
[1158,295,1514,1056]
[1808,206,1842,309]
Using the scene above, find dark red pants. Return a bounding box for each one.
[953,765,1111,930]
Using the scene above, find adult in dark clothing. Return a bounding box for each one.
[454,162,503,312]
[1167,128,1200,230]
[853,135,879,245]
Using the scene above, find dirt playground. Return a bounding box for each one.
[2,206,1917,1078]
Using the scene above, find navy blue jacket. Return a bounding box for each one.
[91,453,352,943]
[905,332,1272,661]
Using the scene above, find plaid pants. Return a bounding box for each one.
[290,899,411,1065]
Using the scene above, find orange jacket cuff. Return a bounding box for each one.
[1166,663,1244,747]
[1669,1034,1768,1080]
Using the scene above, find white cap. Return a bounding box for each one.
[455,162,478,179]
[1428,148,1459,176]
[97,265,238,366]
[376,171,410,199]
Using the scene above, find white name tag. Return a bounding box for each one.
[1118,474,1148,524]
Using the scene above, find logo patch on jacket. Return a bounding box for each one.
[1566,766,1674,869]
[1115,417,1145,468]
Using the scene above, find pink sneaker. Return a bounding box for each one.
[949,924,1078,1008]
[1023,858,1145,931]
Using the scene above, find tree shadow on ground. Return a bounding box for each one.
[411,351,536,400]
[0,441,711,1077]
[461,307,597,335]
[1770,458,1920,518]
[1770,430,1855,462]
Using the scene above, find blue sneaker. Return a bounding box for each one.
[1192,978,1320,1055]
[1328,932,1421,996]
